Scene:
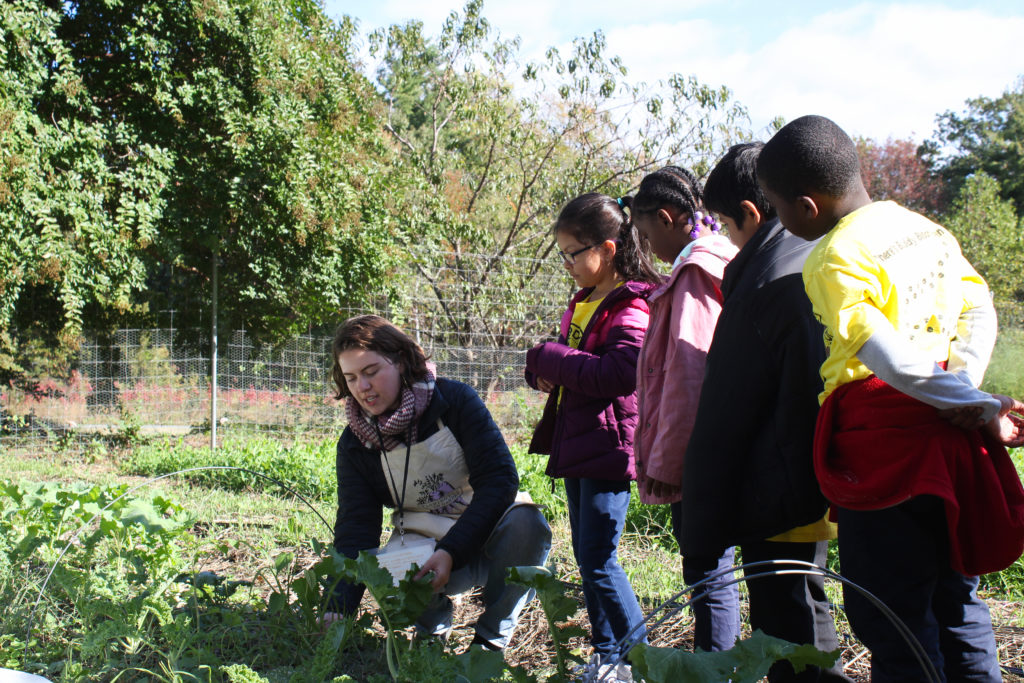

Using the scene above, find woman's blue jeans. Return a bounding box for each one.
[564,477,647,656]
[415,505,551,649]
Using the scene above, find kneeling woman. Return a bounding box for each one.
[324,315,551,650]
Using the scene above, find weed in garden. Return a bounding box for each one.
[50,428,76,454]
[4,439,1024,681]
[83,437,110,463]
[508,565,587,681]
[110,405,147,450]
[0,478,350,682]
[0,481,194,676]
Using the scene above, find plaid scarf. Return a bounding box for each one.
[345,366,436,451]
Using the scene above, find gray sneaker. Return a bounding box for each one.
[580,654,636,682]
[596,661,633,682]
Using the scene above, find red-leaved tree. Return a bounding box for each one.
[857,137,948,218]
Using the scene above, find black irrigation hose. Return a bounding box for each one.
[23,465,334,669]
[587,559,942,683]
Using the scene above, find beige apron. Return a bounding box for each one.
[380,420,535,548]
[382,420,473,543]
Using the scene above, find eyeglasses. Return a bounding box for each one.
[557,244,596,265]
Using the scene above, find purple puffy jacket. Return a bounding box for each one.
[525,281,655,480]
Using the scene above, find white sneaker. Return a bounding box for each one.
[582,659,633,682]
[598,662,633,682]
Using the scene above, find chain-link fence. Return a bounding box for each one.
[1,254,574,448]
[7,254,1022,451]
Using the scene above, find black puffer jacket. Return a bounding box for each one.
[678,218,829,556]
[330,377,519,612]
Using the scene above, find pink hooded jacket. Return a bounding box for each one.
[635,235,737,504]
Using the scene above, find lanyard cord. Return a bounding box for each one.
[373,419,413,543]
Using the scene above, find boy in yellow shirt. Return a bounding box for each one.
[757,114,1024,682]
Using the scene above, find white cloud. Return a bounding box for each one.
[607,4,1024,142]
[330,0,1024,142]
[338,0,717,62]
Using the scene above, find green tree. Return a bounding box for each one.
[61,0,401,342]
[367,0,748,367]
[944,172,1024,308]
[1,0,399,378]
[922,78,1024,215]
[1,0,172,373]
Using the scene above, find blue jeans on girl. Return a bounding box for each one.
[673,500,742,652]
[565,477,647,656]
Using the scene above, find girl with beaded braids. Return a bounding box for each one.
[525,192,660,671]
[626,166,742,653]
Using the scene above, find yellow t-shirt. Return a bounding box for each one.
[558,294,606,405]
[567,296,604,350]
[802,201,990,404]
[769,514,837,543]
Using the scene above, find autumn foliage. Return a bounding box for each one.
[856,137,948,219]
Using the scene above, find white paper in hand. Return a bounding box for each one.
[375,537,435,586]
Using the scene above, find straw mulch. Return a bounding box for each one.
[443,585,1024,682]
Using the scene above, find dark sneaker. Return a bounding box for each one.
[470,633,503,652]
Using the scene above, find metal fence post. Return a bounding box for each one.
[0,252,573,448]
[210,251,218,451]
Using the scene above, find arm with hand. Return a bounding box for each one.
[526,341,561,393]
[526,303,649,398]
[980,396,1024,447]
[414,549,454,591]
[856,317,1023,445]
[526,314,570,392]
[525,358,557,393]
[934,300,1000,429]
[325,433,385,618]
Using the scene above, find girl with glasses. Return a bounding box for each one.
[525,192,661,677]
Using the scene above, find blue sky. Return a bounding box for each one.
[324,1,1024,142]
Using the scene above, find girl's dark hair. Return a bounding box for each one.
[331,315,429,400]
[704,142,777,223]
[555,192,662,285]
[622,165,704,218]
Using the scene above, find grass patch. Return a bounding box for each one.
[122,436,338,501]
[3,437,1023,681]
[982,326,1024,397]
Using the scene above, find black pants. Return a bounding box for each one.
[742,539,852,683]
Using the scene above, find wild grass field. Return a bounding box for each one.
[2,426,1024,682]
